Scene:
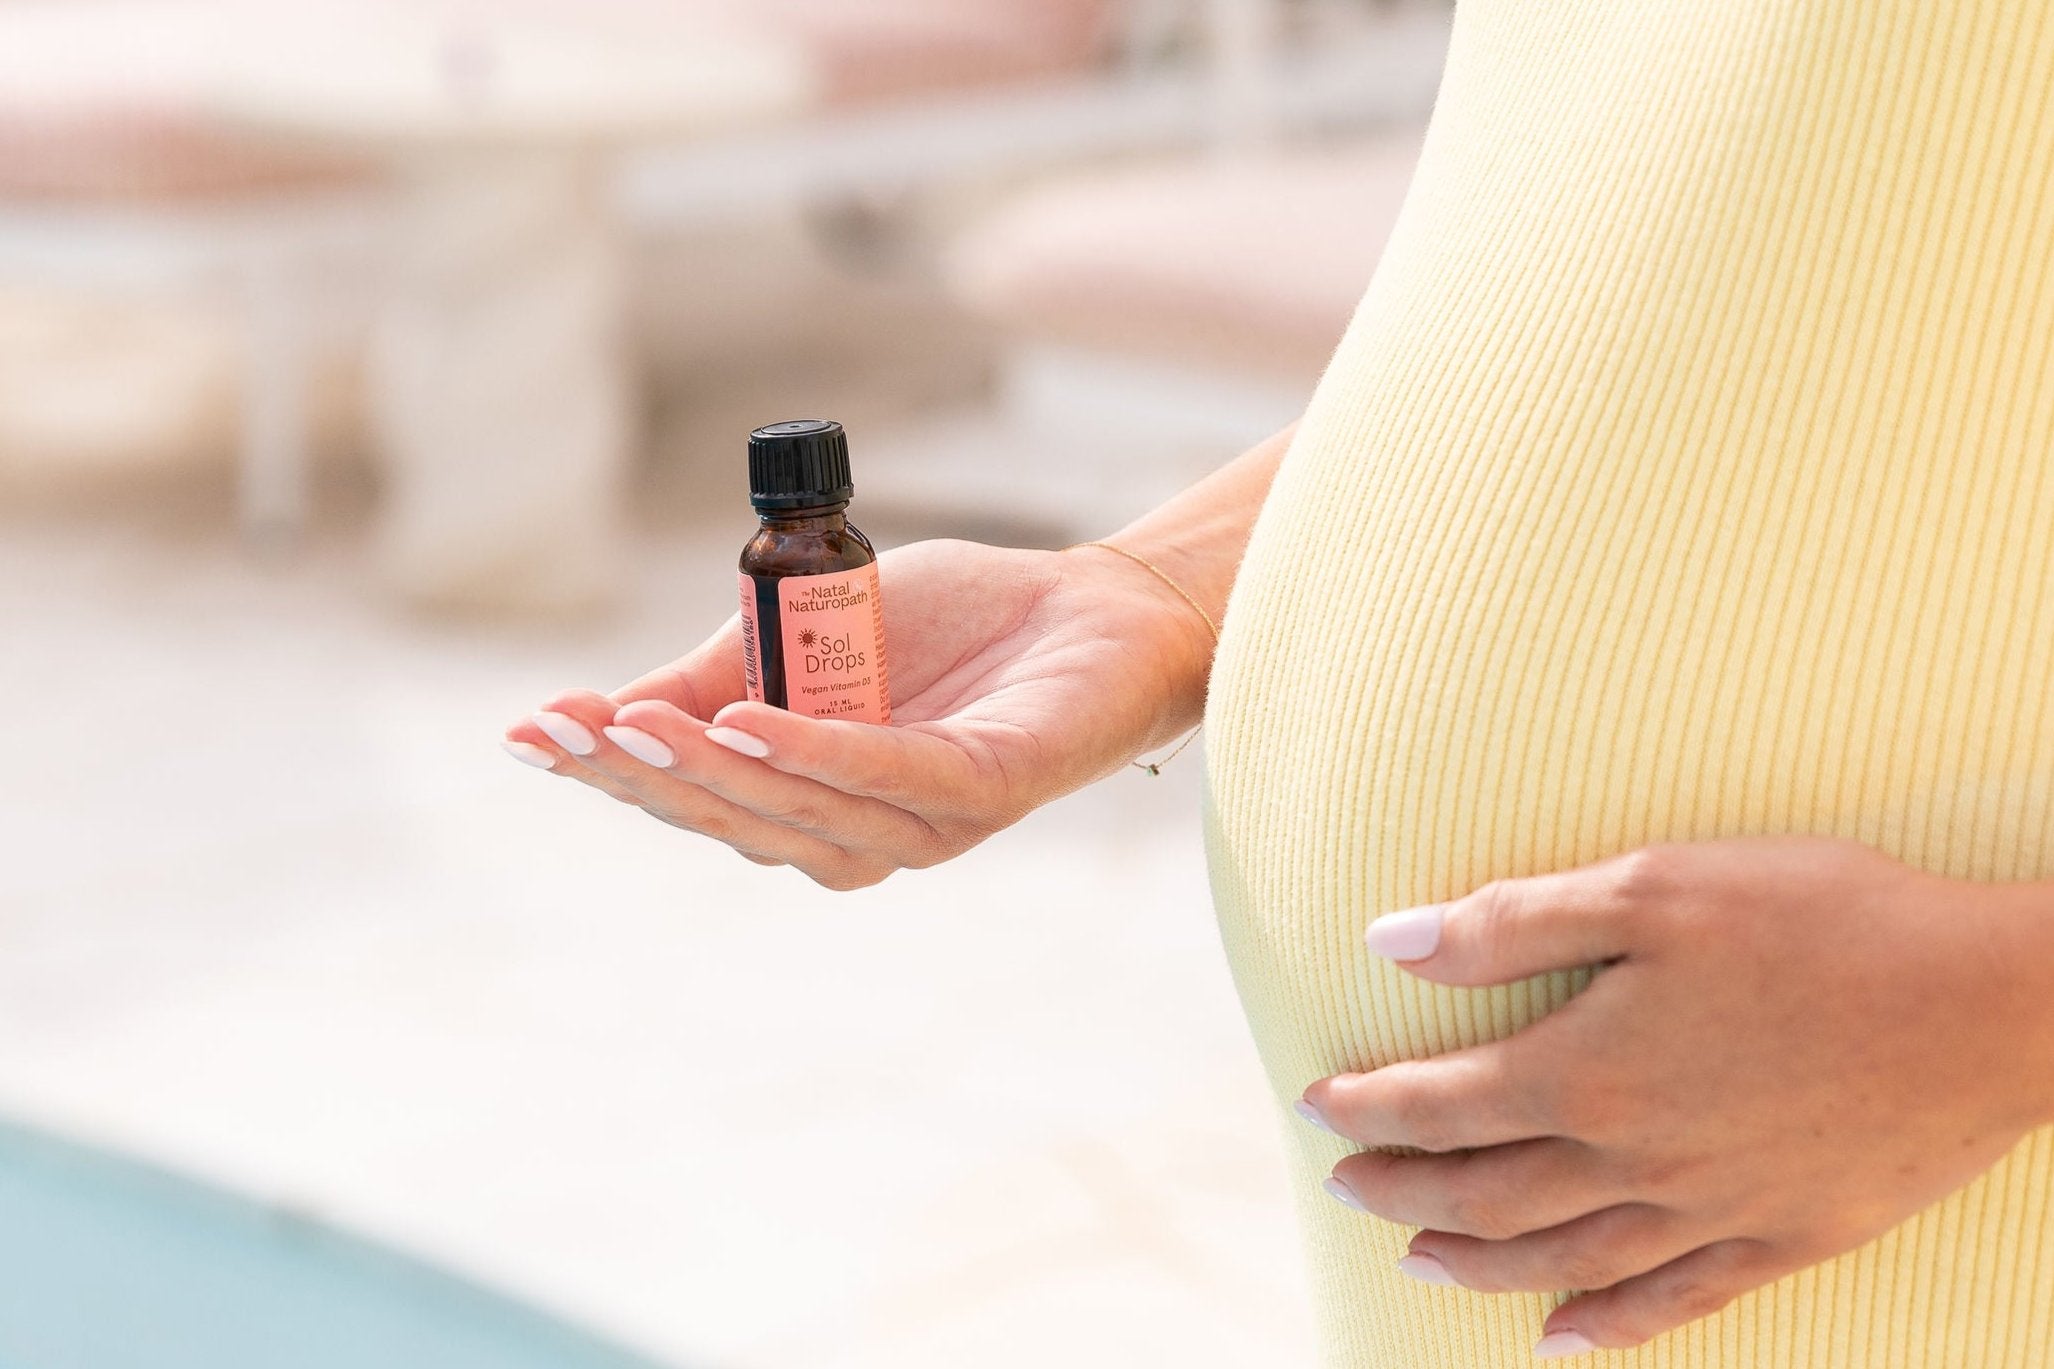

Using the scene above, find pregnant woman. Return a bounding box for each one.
[505,1,2054,1363]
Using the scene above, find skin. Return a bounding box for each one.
[503,423,1289,888]
[1303,837,2054,1355]
[506,419,2054,1354]
[504,536,1214,888]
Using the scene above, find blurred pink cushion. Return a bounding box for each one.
[765,0,1112,105]
[0,0,369,202]
[948,135,1427,384]
[0,110,367,200]
[672,0,1116,106]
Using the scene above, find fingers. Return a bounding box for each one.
[501,738,561,772]
[1535,1237,1783,1353]
[704,700,998,811]
[1301,1026,1570,1152]
[513,690,868,881]
[1329,1139,1625,1240]
[508,664,1009,887]
[1406,1202,1698,1296]
[1364,848,1666,986]
[505,692,654,809]
[606,700,949,866]
[608,615,748,718]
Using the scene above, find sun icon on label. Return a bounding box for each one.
[796,628,818,647]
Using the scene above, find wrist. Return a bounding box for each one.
[1093,517,1241,647]
[1060,541,1217,724]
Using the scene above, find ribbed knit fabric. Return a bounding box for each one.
[1201,2,2054,1366]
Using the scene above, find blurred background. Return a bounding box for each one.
[0,1,1449,1364]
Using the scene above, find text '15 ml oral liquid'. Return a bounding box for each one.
[736,419,891,723]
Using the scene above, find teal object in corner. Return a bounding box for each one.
[0,1121,677,1369]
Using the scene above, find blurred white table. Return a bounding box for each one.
[0,1,809,612]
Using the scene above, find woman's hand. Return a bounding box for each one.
[1298,837,2054,1358]
[500,538,1215,889]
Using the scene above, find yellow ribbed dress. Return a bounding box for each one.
[1201,2,2054,1365]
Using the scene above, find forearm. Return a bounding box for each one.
[1106,420,1294,633]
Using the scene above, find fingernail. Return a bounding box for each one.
[501,740,558,770]
[1293,1099,1339,1134]
[603,726,675,769]
[532,711,597,756]
[1364,903,1446,961]
[1534,1330,1598,1360]
[705,726,771,759]
[1396,1252,1461,1287]
[1322,1176,1368,1212]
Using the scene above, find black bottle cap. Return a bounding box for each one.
[748,419,852,510]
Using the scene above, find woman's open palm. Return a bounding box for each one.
[502,539,1212,887]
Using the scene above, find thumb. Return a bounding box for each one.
[702,700,997,813]
[610,615,748,720]
[1365,854,1646,986]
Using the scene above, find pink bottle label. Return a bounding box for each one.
[737,563,891,723]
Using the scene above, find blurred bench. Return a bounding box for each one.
[951,136,1421,390]
[624,1,1449,222]
[932,130,1422,524]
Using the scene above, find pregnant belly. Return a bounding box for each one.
[1192,0,2054,1358]
[1199,419,2054,1368]
[1201,415,2054,1088]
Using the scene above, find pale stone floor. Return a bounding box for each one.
[0,492,1317,1367]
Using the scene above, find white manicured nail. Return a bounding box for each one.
[1293,1099,1338,1134]
[704,726,771,759]
[1397,1253,1461,1286]
[532,711,597,756]
[1365,903,1446,961]
[604,726,675,769]
[501,740,558,770]
[1322,1176,1367,1212]
[1534,1330,1598,1359]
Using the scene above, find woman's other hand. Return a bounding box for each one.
[501,538,1215,889]
[1297,836,2054,1357]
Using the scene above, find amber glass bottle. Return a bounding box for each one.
[736,420,892,723]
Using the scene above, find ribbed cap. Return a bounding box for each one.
[748,419,852,510]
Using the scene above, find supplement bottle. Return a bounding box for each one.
[737,419,892,723]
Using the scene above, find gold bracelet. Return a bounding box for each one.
[1066,540,1219,776]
